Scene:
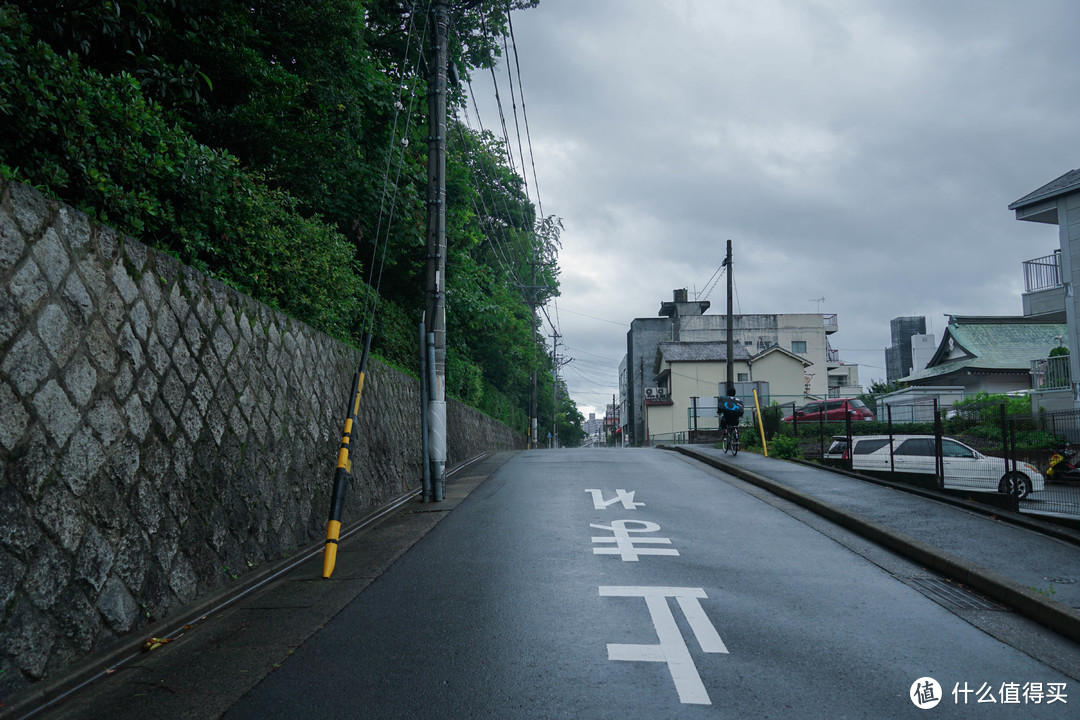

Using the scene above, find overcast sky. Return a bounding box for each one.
[469,0,1079,418]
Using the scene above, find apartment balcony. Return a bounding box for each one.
[1030,354,1073,413]
[1023,250,1061,292]
[822,314,838,334]
[1022,251,1066,318]
[1031,355,1070,391]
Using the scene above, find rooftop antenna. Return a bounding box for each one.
[809,296,826,314]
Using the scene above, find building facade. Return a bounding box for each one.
[621,289,860,446]
[1011,168,1080,410]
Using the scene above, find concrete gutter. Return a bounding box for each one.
[670,445,1080,646]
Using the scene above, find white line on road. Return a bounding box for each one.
[600,586,728,705]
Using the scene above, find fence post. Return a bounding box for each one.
[819,402,825,459]
[887,404,895,473]
[845,412,853,471]
[933,399,944,489]
[1000,403,1010,482]
[1009,419,1018,474]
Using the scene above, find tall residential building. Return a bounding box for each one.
[885,316,928,383]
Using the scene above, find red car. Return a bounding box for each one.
[782,398,875,422]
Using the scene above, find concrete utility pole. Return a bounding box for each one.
[724,239,735,397]
[551,330,561,448]
[529,261,538,449]
[424,0,449,500]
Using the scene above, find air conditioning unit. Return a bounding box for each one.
[644,387,658,400]
[655,387,669,400]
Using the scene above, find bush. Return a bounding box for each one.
[769,435,801,460]
[0,7,368,345]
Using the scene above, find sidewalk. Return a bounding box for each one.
[671,445,1080,645]
[4,453,516,720]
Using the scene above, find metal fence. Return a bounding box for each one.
[748,400,1080,519]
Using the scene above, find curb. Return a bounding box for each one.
[671,445,1080,646]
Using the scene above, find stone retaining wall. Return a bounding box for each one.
[0,181,524,699]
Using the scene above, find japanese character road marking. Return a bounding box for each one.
[584,489,644,510]
[600,586,728,705]
[590,519,679,561]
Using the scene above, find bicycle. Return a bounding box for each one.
[722,426,739,456]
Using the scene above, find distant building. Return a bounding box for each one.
[643,340,810,444]
[885,316,930,383]
[910,333,937,377]
[620,289,861,446]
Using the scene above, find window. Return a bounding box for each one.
[853,439,891,455]
[941,440,975,458]
[895,438,935,456]
[737,373,749,382]
[792,341,807,354]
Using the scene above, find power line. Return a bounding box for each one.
[559,307,626,326]
[505,4,544,219]
[365,4,428,334]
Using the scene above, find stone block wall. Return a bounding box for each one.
[0,181,524,698]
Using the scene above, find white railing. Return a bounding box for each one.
[1031,354,1070,391]
[1023,250,1062,293]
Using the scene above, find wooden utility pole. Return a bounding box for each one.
[424,0,449,500]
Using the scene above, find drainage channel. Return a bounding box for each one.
[907,577,1008,612]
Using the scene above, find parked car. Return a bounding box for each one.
[783,398,875,423]
[824,435,849,460]
[842,435,1042,499]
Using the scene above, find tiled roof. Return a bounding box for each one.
[900,318,1066,382]
[1009,168,1080,210]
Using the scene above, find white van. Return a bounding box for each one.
[836,435,1042,499]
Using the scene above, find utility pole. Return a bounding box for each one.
[529,261,538,450]
[424,0,449,500]
[550,330,561,448]
[724,239,735,398]
[611,393,616,447]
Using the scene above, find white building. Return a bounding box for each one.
[621,289,862,446]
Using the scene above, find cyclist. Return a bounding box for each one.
[718,394,744,445]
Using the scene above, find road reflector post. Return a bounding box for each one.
[323,333,371,578]
[753,388,768,457]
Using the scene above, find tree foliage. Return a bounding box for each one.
[0,0,581,439]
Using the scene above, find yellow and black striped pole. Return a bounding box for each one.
[323,334,372,578]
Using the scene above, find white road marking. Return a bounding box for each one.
[590,520,679,561]
[600,586,728,705]
[585,489,645,510]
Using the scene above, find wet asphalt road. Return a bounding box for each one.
[213,449,1074,719]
